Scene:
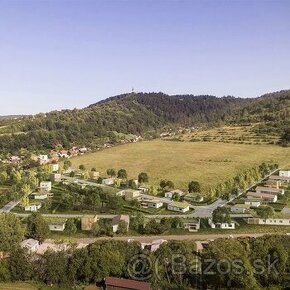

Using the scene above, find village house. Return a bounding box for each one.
[105,277,151,290]
[38,154,48,164]
[138,186,149,193]
[244,199,261,208]
[183,219,200,232]
[208,218,235,229]
[124,189,141,201]
[141,239,167,252]
[102,178,115,186]
[164,189,184,199]
[246,191,277,202]
[40,181,52,192]
[89,171,100,179]
[255,186,284,195]
[81,215,98,231]
[50,163,59,172]
[183,193,204,203]
[230,204,250,214]
[25,203,42,212]
[112,215,130,233]
[20,239,40,253]
[167,201,190,213]
[269,175,290,183]
[248,217,290,226]
[58,150,69,158]
[50,173,62,182]
[265,180,281,189]
[279,170,290,178]
[32,192,48,200]
[140,198,163,209]
[47,219,67,231]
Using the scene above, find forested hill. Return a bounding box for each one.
[0,90,289,154]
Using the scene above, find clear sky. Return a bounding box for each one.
[0,0,289,115]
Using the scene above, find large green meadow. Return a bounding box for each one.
[71,140,290,191]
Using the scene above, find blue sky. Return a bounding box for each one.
[0,0,290,114]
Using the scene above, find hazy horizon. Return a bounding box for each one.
[1,0,290,115]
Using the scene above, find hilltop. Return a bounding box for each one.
[0,90,289,154]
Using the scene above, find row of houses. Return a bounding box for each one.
[246,185,284,204]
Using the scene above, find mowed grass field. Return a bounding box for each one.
[71,140,290,191]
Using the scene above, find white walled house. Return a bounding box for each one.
[244,199,261,208]
[164,191,174,199]
[279,170,290,178]
[50,163,59,172]
[112,215,130,233]
[40,181,52,192]
[38,155,48,163]
[25,204,42,212]
[102,178,115,186]
[183,219,200,232]
[33,192,48,200]
[248,218,290,226]
[208,218,235,229]
[51,173,62,182]
[47,219,67,231]
[141,199,163,209]
[230,204,250,214]
[167,201,190,213]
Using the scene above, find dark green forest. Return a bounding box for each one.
[0,90,289,154]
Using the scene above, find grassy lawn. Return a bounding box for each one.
[70,140,290,191]
[0,282,71,290]
[169,124,280,145]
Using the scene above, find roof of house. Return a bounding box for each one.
[182,218,200,224]
[169,201,190,209]
[247,191,277,199]
[105,277,151,290]
[256,186,282,192]
[171,189,184,195]
[112,215,130,226]
[143,198,163,204]
[45,218,67,225]
[231,204,250,209]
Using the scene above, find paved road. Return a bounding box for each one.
[0,191,33,213]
